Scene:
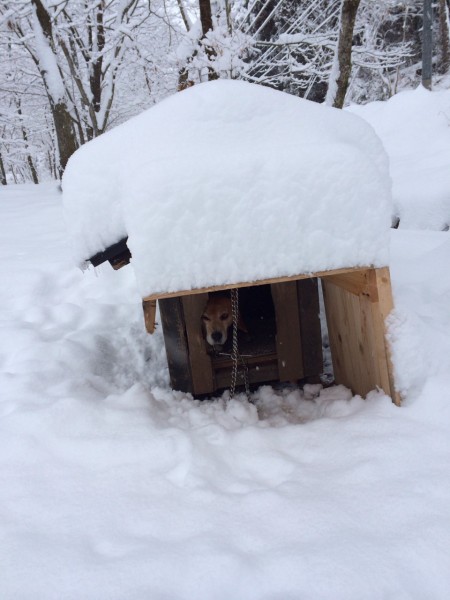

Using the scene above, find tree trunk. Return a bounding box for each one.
[178,68,195,91]
[176,0,192,31]
[199,0,218,80]
[199,0,214,36]
[0,153,7,185]
[439,0,450,74]
[251,0,278,41]
[52,102,79,174]
[89,2,105,116]
[17,99,39,184]
[31,0,78,174]
[422,0,433,89]
[326,0,361,108]
[47,149,57,180]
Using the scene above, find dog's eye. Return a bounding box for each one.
[201,315,210,321]
[220,313,229,321]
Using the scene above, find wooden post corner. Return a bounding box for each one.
[142,299,157,334]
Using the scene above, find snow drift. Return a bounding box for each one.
[62,80,393,297]
[2,183,450,599]
[348,85,450,231]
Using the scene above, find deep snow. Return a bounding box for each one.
[1,87,450,599]
[62,80,392,296]
[349,86,450,231]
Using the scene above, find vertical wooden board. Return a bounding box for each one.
[181,294,215,395]
[296,278,323,379]
[322,279,378,397]
[158,297,193,394]
[271,282,304,382]
[142,299,157,334]
[322,268,399,402]
[357,290,384,393]
[322,280,350,390]
[369,268,400,405]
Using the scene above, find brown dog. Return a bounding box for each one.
[202,295,247,346]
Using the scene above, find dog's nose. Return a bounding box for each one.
[211,331,223,343]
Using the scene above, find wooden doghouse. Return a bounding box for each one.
[63,80,399,404]
[89,242,398,404]
[143,267,398,404]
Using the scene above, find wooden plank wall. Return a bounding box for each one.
[158,297,193,394]
[271,282,304,382]
[181,294,215,395]
[297,278,323,381]
[321,267,399,405]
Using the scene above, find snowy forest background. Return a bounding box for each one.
[1,0,449,184]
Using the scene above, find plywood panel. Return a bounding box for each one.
[322,280,376,395]
[181,294,215,395]
[297,278,323,379]
[158,297,193,394]
[322,267,399,403]
[369,268,400,405]
[271,282,303,382]
[142,299,157,333]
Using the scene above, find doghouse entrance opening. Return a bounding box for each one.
[208,285,279,390]
[158,278,324,395]
[207,285,277,358]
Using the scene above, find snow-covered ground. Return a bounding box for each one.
[1,88,450,599]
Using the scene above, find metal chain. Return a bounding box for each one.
[229,289,250,399]
[229,289,239,397]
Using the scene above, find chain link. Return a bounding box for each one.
[229,289,250,399]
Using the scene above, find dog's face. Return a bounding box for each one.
[202,296,233,346]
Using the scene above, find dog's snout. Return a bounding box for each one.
[211,331,223,343]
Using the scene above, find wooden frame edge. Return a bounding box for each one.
[142,266,380,302]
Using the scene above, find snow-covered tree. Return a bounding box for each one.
[1,0,448,182]
[326,0,361,108]
[1,0,179,178]
[170,0,420,104]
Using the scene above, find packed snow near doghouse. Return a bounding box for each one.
[1,87,450,599]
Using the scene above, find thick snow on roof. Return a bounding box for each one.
[62,80,392,297]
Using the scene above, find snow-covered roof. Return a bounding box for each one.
[62,80,392,298]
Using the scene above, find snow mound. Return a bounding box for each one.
[62,80,393,297]
[348,85,450,230]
